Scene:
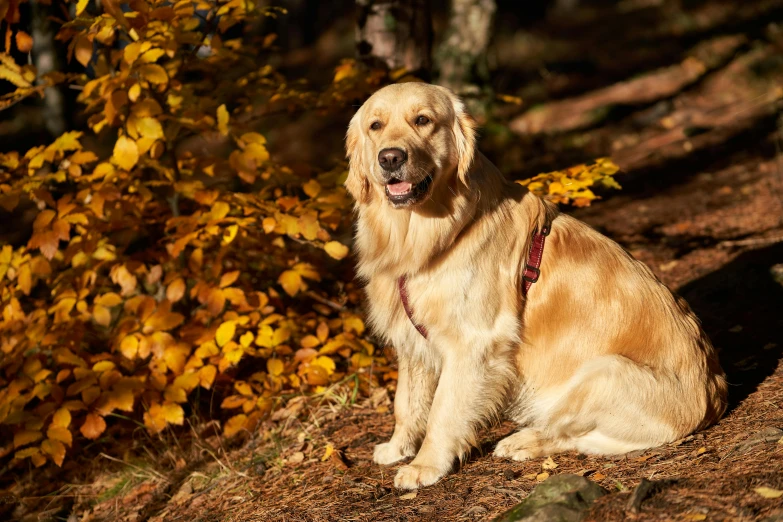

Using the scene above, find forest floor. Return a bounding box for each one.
[4,1,783,521]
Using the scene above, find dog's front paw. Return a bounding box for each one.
[373,441,412,465]
[394,464,444,490]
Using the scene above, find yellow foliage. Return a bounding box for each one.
[0,0,621,470]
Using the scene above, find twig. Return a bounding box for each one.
[487,486,525,497]
[718,235,783,248]
[304,290,346,311]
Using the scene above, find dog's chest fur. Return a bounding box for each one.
[361,201,535,365]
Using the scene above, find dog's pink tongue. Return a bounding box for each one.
[387,181,412,195]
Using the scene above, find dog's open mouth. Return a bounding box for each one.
[385,176,432,206]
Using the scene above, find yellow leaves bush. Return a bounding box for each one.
[0,0,621,471]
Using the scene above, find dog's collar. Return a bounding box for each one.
[398,221,552,340]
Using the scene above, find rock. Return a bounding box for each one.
[493,474,607,522]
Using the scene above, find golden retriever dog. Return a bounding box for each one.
[344,82,727,490]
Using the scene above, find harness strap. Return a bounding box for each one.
[398,220,553,339]
[398,275,429,339]
[522,224,551,295]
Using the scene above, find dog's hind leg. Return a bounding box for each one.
[374,354,437,465]
[496,354,707,460]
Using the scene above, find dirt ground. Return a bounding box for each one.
[4,1,783,521]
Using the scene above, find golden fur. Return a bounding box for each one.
[345,82,727,490]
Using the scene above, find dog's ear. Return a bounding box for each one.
[450,95,477,186]
[345,109,371,203]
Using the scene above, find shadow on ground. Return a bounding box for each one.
[678,242,783,412]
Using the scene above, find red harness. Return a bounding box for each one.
[398,223,552,340]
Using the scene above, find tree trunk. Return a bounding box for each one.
[355,0,432,79]
[31,0,67,137]
[435,0,496,96]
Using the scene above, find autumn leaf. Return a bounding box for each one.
[42,439,66,466]
[139,64,168,85]
[76,0,90,15]
[216,321,236,347]
[167,278,186,302]
[755,487,783,499]
[324,241,349,260]
[47,427,73,447]
[278,270,302,296]
[14,430,42,449]
[217,104,229,136]
[74,35,93,67]
[15,31,33,53]
[223,414,247,437]
[198,365,217,389]
[52,408,71,429]
[267,358,284,376]
[113,136,139,170]
[321,443,334,462]
[221,395,247,409]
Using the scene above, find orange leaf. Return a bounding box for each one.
[206,288,226,317]
[46,427,73,447]
[215,321,236,347]
[15,31,33,53]
[162,403,184,425]
[219,270,240,289]
[113,136,139,171]
[221,395,247,409]
[138,64,168,85]
[13,430,42,449]
[143,309,184,334]
[267,358,284,376]
[198,365,217,389]
[164,279,184,304]
[95,293,123,307]
[324,241,349,260]
[81,414,106,439]
[74,35,93,67]
[217,104,229,136]
[278,270,302,296]
[51,408,71,429]
[93,304,112,326]
[120,335,139,359]
[223,414,247,437]
[41,438,66,466]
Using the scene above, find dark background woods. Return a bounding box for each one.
[1,0,783,520]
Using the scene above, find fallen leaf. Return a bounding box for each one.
[288,451,305,464]
[536,472,550,482]
[399,491,417,500]
[321,443,334,462]
[754,486,783,499]
[542,456,558,470]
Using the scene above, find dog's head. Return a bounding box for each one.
[345,83,477,208]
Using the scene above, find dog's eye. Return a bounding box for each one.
[415,115,430,126]
[370,121,382,131]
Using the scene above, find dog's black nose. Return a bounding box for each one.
[378,148,407,172]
